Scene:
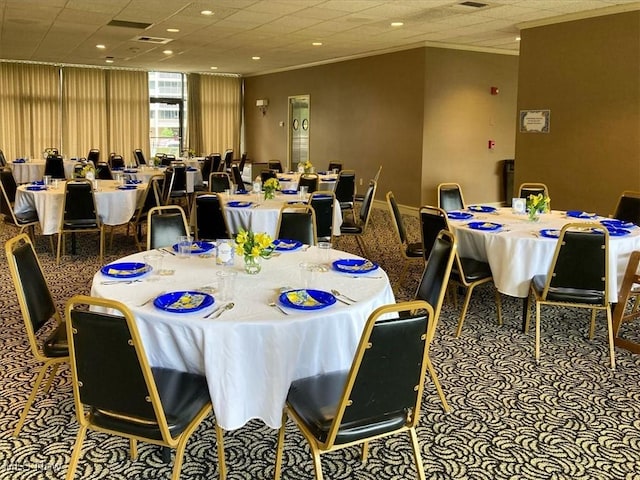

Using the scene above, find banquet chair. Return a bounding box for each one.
[309,191,335,242]
[237,153,247,174]
[340,180,376,258]
[230,165,249,192]
[195,193,231,241]
[276,204,317,246]
[200,156,214,188]
[133,149,146,166]
[110,154,125,170]
[437,183,465,212]
[525,223,615,369]
[163,164,190,214]
[64,295,226,480]
[419,205,448,262]
[261,169,278,184]
[414,230,457,412]
[0,148,7,167]
[147,205,190,250]
[223,149,233,171]
[612,191,640,225]
[44,154,65,179]
[96,161,113,180]
[126,176,163,251]
[57,180,104,265]
[209,172,232,193]
[0,168,39,238]
[328,161,342,172]
[518,183,549,199]
[161,155,173,167]
[274,300,434,480]
[387,191,424,287]
[355,165,381,204]
[334,170,356,220]
[5,233,68,437]
[210,154,223,172]
[298,173,319,193]
[87,149,100,163]
[268,160,283,173]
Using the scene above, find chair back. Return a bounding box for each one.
[223,150,233,170]
[5,234,59,352]
[277,205,317,245]
[44,155,65,179]
[543,223,609,304]
[133,149,146,165]
[87,149,100,163]
[210,154,222,172]
[0,149,7,167]
[328,162,342,172]
[372,165,383,182]
[160,154,173,167]
[238,153,247,174]
[1,167,18,204]
[261,169,278,184]
[298,173,319,193]
[209,172,232,193]
[110,154,125,170]
[334,170,356,205]
[357,180,377,228]
[136,176,162,220]
[386,191,408,245]
[310,192,335,242]
[96,162,113,180]
[201,156,213,181]
[437,183,465,212]
[195,194,230,240]
[518,183,548,199]
[62,180,100,226]
[419,205,448,261]
[147,205,189,250]
[268,160,283,173]
[230,165,245,191]
[324,301,433,446]
[164,164,187,201]
[613,191,640,225]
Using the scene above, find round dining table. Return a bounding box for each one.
[10,158,80,183]
[13,179,147,235]
[123,165,203,192]
[447,207,640,299]
[91,245,394,431]
[276,172,338,192]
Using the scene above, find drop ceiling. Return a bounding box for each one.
[0,0,638,75]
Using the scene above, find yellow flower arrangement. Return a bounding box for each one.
[263,177,280,200]
[526,193,551,221]
[235,229,274,274]
[79,163,96,179]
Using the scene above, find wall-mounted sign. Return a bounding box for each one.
[519,110,550,133]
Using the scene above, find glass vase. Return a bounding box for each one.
[264,189,275,200]
[527,209,540,222]
[244,255,262,274]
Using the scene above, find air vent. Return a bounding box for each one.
[133,36,173,45]
[107,20,153,29]
[459,1,488,7]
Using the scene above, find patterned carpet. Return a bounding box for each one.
[1,206,640,480]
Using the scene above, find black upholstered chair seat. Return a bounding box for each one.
[339,220,363,234]
[406,242,424,258]
[13,211,38,224]
[287,371,408,445]
[90,367,210,440]
[42,323,68,357]
[339,201,353,210]
[532,274,604,304]
[455,257,492,283]
[63,219,99,228]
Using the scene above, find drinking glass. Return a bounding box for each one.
[178,235,192,258]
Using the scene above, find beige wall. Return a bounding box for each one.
[515,11,640,215]
[244,46,519,209]
[422,48,519,206]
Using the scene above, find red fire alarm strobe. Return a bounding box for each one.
[488,140,495,149]
[490,86,499,95]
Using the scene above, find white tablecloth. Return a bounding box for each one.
[276,172,338,192]
[14,180,146,235]
[123,166,202,193]
[448,208,640,298]
[222,192,342,237]
[10,159,78,183]
[91,247,394,430]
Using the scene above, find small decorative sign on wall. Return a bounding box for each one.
[519,110,550,133]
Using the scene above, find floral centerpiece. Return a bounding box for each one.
[78,163,96,180]
[302,160,313,173]
[234,229,274,274]
[263,177,280,200]
[526,193,551,221]
[183,148,196,158]
[43,148,57,159]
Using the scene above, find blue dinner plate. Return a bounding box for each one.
[278,177,288,181]
[26,185,47,191]
[117,185,137,190]
[101,262,150,278]
[227,201,253,208]
[273,239,303,251]
[32,180,45,185]
[311,194,332,199]
[123,169,138,173]
[281,190,298,195]
[468,205,497,213]
[448,211,474,220]
[467,221,502,231]
[279,289,336,310]
[566,210,597,219]
[126,179,142,184]
[601,219,635,229]
[539,229,560,239]
[112,167,124,171]
[13,159,25,163]
[597,227,630,237]
[171,241,215,254]
[332,258,379,274]
[154,291,214,313]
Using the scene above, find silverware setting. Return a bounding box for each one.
[269,301,289,315]
[331,289,357,304]
[160,247,176,256]
[100,279,143,285]
[205,302,235,319]
[349,275,382,279]
[137,291,166,307]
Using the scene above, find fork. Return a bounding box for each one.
[101,279,143,285]
[269,301,289,315]
[331,289,357,303]
[137,291,166,307]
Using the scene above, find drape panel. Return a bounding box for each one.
[188,74,241,157]
[0,63,60,160]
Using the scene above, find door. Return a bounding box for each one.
[288,95,310,171]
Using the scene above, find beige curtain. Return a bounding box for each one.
[188,74,241,157]
[107,70,149,162]
[62,67,108,159]
[0,63,60,160]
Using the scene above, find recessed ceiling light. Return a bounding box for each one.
[96,44,106,49]
[200,10,214,16]
[312,42,323,46]
[210,66,218,70]
[252,56,261,60]
[390,22,404,27]
[163,50,173,55]
[167,28,180,33]
[105,57,114,64]
[515,35,521,41]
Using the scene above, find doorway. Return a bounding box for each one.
[288,95,309,171]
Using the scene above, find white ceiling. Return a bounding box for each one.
[0,0,638,75]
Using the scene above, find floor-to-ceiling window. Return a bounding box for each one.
[148,72,187,157]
